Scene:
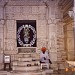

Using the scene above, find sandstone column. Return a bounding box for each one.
[73,0,75,60]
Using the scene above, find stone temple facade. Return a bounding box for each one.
[0,0,74,74]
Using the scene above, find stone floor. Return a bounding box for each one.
[0,69,75,75]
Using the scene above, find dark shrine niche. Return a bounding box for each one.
[16,20,37,47]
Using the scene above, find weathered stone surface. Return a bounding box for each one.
[4,50,17,54]
[49,7,56,19]
[7,32,16,39]
[67,24,73,31]
[50,52,57,61]
[32,6,39,15]
[0,37,3,49]
[0,54,3,63]
[68,51,75,60]
[48,19,52,24]
[22,6,32,14]
[49,33,57,50]
[49,24,57,32]
[37,20,47,38]
[28,14,38,20]
[67,31,74,38]
[6,6,14,14]
[0,27,3,33]
[37,20,47,26]
[8,0,45,6]
[5,13,14,19]
[38,6,46,15]
[37,27,46,38]
[0,7,3,19]
[13,6,20,13]
[0,20,4,25]
[0,0,72,71]
[5,39,16,50]
[38,14,46,20]
[6,20,16,39]
[51,63,58,70]
[13,13,28,20]
[37,38,47,49]
[67,38,74,50]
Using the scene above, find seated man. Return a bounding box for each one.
[40,47,52,69]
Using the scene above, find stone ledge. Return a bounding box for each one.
[12,66,40,71]
[4,50,18,55]
[13,61,40,66]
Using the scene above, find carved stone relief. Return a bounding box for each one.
[37,38,47,49]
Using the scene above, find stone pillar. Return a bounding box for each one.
[0,4,4,69]
[46,0,59,70]
[73,0,75,60]
[47,0,65,69]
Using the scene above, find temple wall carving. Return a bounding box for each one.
[0,0,71,70]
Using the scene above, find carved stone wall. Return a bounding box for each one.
[0,0,68,70]
[62,0,74,61]
[2,0,48,63]
[46,0,65,69]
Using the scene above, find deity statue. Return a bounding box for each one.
[23,25,30,44]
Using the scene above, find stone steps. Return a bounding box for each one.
[14,54,31,58]
[18,53,39,57]
[14,53,40,60]
[18,57,33,62]
[13,61,40,66]
[12,73,42,75]
[12,53,53,75]
[13,66,41,71]
[13,53,40,71]
[11,71,42,75]
[18,57,39,61]
[11,69,53,75]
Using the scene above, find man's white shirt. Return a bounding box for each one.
[40,51,49,63]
